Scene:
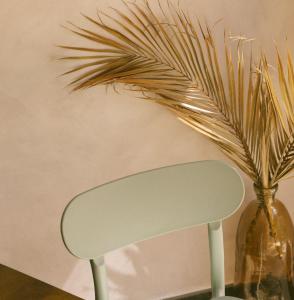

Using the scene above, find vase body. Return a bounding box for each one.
[234,185,294,299]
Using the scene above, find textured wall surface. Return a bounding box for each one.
[1,1,294,299]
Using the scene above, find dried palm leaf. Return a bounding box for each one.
[59,0,294,188]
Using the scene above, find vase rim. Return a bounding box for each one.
[253,183,278,190]
[253,183,278,202]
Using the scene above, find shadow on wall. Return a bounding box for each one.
[105,207,245,300]
[106,226,211,300]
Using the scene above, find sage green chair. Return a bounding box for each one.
[61,160,244,300]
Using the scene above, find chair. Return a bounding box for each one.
[61,160,244,300]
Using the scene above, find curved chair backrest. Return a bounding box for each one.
[61,160,244,300]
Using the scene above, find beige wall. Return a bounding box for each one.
[1,0,294,299]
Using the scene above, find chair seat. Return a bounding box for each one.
[212,297,242,300]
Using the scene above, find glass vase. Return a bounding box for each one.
[234,184,294,299]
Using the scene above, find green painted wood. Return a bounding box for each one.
[61,160,245,300]
[90,258,108,300]
[208,222,225,298]
[61,160,244,259]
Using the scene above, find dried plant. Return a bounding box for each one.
[59,0,294,189]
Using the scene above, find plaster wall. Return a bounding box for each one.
[1,1,294,299]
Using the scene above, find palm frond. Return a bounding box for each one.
[264,52,294,185]
[59,0,294,187]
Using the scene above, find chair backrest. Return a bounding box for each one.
[61,160,244,299]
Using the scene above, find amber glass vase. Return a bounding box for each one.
[234,184,294,299]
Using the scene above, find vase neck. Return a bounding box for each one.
[253,184,278,204]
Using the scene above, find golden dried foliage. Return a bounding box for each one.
[59,0,294,188]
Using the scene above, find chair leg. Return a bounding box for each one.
[208,222,225,298]
[90,257,109,300]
